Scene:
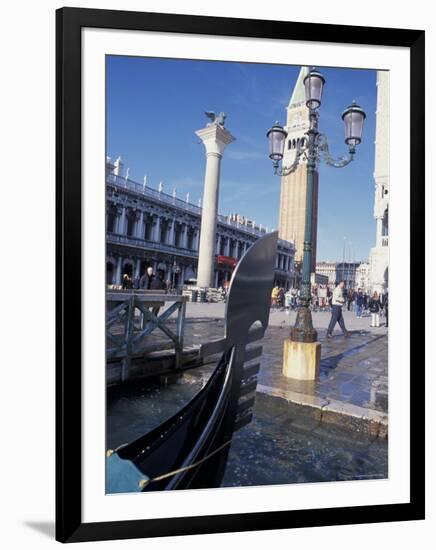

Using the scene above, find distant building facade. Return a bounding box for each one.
[355,262,371,292]
[369,71,389,293]
[106,159,296,289]
[316,260,365,289]
[311,272,329,286]
[315,261,338,286]
[278,66,319,271]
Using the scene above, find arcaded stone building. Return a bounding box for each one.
[106,158,296,289]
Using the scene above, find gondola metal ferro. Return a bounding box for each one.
[106,231,278,492]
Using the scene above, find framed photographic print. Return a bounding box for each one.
[56,7,425,543]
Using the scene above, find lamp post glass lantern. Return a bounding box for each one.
[267,68,365,343]
[303,69,325,109]
[267,122,287,167]
[342,101,366,146]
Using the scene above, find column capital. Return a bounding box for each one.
[195,124,235,156]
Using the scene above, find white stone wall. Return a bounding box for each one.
[355,262,371,292]
[369,70,389,293]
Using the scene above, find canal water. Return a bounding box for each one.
[107,373,388,489]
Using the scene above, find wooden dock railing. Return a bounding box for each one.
[106,290,187,381]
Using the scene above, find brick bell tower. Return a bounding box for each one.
[278,66,319,272]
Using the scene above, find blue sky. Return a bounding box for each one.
[107,56,377,262]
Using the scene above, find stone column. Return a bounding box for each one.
[154,215,161,242]
[114,207,121,233]
[182,224,188,248]
[167,219,175,245]
[136,211,144,239]
[115,256,123,285]
[134,259,141,279]
[193,229,200,251]
[195,123,235,288]
[216,234,222,255]
[118,206,126,235]
[225,237,231,257]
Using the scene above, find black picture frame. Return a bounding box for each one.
[56,7,425,543]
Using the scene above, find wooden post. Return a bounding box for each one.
[175,299,186,369]
[121,295,135,381]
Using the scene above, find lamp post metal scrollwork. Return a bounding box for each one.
[267,68,366,343]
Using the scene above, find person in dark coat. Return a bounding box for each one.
[150,269,167,291]
[277,287,285,308]
[369,291,382,327]
[150,269,167,316]
[355,289,365,317]
[382,291,389,327]
[122,273,133,289]
[363,292,369,312]
[139,266,154,289]
[347,289,354,311]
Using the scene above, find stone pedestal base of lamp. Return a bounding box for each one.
[282,339,321,381]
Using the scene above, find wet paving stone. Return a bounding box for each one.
[181,318,388,415]
[255,327,388,415]
[132,314,388,418]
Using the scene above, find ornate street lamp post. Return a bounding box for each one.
[267,68,366,347]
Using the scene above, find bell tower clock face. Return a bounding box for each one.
[287,105,309,131]
[292,113,303,127]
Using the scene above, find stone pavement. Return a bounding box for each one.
[183,302,388,437]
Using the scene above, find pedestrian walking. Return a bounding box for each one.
[150,269,167,316]
[369,291,381,327]
[363,292,369,315]
[277,287,285,309]
[139,266,154,289]
[347,289,354,311]
[318,285,327,310]
[326,281,349,338]
[355,288,364,317]
[290,288,297,310]
[271,285,280,308]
